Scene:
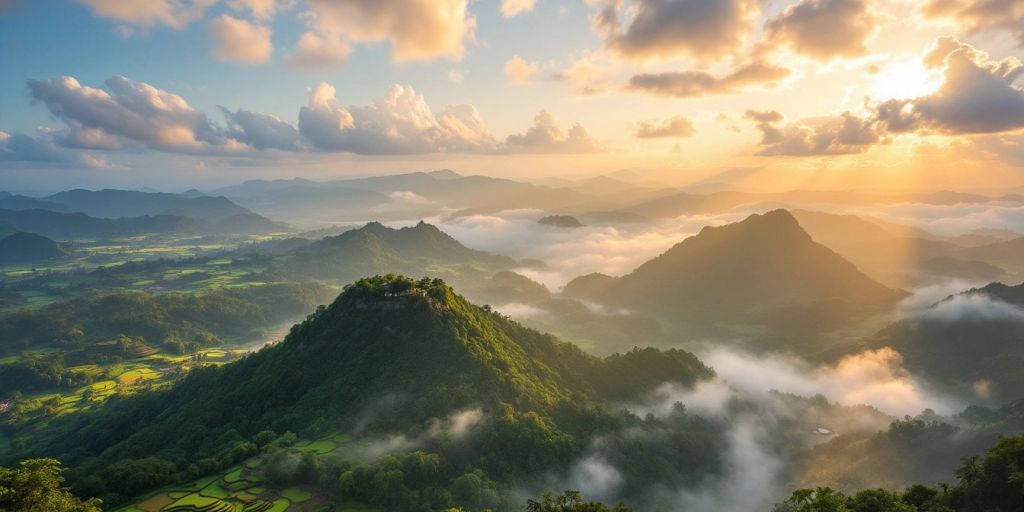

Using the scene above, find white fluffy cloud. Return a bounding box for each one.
[594,0,761,61]
[301,0,475,62]
[875,38,1024,135]
[227,0,288,20]
[763,0,877,60]
[75,0,215,29]
[501,0,537,17]
[221,108,303,151]
[923,0,1024,47]
[297,82,497,154]
[209,14,272,64]
[288,31,351,67]
[0,130,113,168]
[28,75,237,154]
[505,110,600,153]
[504,55,539,85]
[627,62,791,98]
[746,111,880,156]
[635,116,696,138]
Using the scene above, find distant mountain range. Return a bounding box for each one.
[0,188,288,239]
[564,209,904,351]
[612,189,1024,220]
[210,170,623,225]
[42,189,250,219]
[790,210,1015,287]
[0,208,287,240]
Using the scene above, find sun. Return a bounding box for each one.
[869,59,943,101]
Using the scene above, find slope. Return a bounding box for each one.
[569,210,903,346]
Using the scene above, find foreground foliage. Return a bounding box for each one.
[777,435,1024,512]
[0,458,101,512]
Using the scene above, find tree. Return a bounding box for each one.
[0,458,101,512]
[525,490,633,512]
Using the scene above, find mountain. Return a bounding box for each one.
[22,276,716,505]
[615,190,1024,220]
[538,215,584,228]
[0,194,66,212]
[279,221,516,284]
[864,282,1024,402]
[0,208,284,239]
[567,210,903,349]
[212,172,610,225]
[43,189,251,219]
[790,210,984,286]
[0,232,71,264]
[954,237,1024,272]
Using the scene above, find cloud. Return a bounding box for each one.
[297,82,497,154]
[746,111,880,156]
[550,51,620,95]
[227,0,289,20]
[501,0,537,17]
[675,419,783,511]
[209,14,272,64]
[52,126,123,150]
[356,407,484,460]
[742,38,1024,157]
[626,62,791,98]
[28,75,238,154]
[916,293,1024,323]
[504,55,539,85]
[0,131,70,163]
[221,108,303,151]
[0,130,115,168]
[701,346,957,416]
[763,0,877,60]
[595,0,761,61]
[75,0,215,29]
[505,110,601,153]
[288,32,352,67]
[635,116,696,138]
[874,38,1024,134]
[567,456,624,502]
[448,70,466,85]
[435,209,751,288]
[493,302,551,320]
[302,0,475,62]
[922,0,1024,47]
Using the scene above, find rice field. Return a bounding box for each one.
[112,432,385,512]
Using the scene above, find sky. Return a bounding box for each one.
[0,0,1023,192]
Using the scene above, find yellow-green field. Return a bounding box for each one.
[111,432,391,512]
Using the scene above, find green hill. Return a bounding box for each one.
[19,276,716,506]
[0,232,71,265]
[864,282,1024,402]
[279,221,516,284]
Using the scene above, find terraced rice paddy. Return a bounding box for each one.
[114,432,386,512]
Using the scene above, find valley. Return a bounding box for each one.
[3,177,1024,512]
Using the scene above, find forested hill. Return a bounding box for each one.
[278,221,516,282]
[18,275,715,504]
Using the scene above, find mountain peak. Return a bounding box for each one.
[698,209,809,241]
[574,208,901,340]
